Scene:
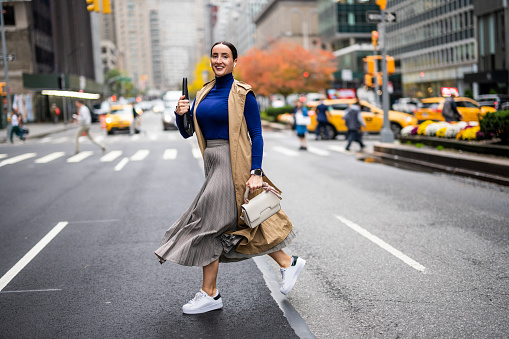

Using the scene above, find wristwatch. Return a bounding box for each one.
[250,169,263,176]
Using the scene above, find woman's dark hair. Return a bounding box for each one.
[211,41,238,60]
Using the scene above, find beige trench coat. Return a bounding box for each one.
[192,78,293,255]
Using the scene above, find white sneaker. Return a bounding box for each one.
[182,290,223,315]
[280,256,306,295]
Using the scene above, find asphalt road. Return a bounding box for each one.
[1,111,508,338]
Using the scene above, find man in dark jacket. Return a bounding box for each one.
[442,94,461,122]
[343,98,366,151]
[314,100,330,140]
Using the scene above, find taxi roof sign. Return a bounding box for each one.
[441,87,459,97]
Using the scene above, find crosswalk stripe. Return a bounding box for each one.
[101,150,122,162]
[308,147,330,156]
[95,136,105,142]
[131,135,140,141]
[328,145,347,153]
[53,137,69,143]
[67,151,93,163]
[0,154,7,160]
[163,149,177,160]
[130,149,149,161]
[273,146,299,157]
[149,134,157,141]
[114,157,129,171]
[0,153,37,167]
[192,149,202,159]
[40,137,52,143]
[35,152,66,164]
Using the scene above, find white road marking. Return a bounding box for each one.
[273,146,299,157]
[101,150,122,162]
[67,151,93,163]
[0,288,62,294]
[95,135,105,142]
[0,222,69,292]
[52,137,69,143]
[130,149,150,161]
[308,147,330,156]
[35,152,66,164]
[39,137,52,143]
[0,154,7,159]
[149,134,157,141]
[163,149,178,160]
[131,134,140,141]
[328,145,348,153]
[114,157,129,171]
[0,153,37,167]
[335,215,427,272]
[167,134,177,140]
[192,148,202,159]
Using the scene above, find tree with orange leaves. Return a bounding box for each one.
[236,43,336,99]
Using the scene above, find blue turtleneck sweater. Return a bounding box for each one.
[175,73,263,170]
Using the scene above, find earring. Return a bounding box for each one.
[209,63,212,67]
[234,63,236,67]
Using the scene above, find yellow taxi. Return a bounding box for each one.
[105,105,142,135]
[303,99,417,138]
[414,97,495,123]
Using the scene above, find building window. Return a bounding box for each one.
[3,5,15,25]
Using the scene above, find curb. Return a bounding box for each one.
[373,143,509,186]
[261,120,288,131]
[1,125,77,144]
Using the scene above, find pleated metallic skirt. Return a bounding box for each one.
[154,139,295,267]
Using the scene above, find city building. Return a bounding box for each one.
[2,0,103,124]
[317,0,379,89]
[464,0,509,95]
[385,0,478,98]
[254,0,321,51]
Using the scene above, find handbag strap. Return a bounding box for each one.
[244,182,282,203]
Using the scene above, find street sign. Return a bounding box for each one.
[0,54,15,62]
[366,11,397,23]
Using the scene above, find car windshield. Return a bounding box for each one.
[421,102,440,109]
[110,107,132,115]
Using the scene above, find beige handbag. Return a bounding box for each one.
[240,183,281,228]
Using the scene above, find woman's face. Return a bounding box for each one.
[210,44,236,77]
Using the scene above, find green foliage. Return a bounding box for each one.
[264,105,293,121]
[479,110,509,142]
[436,145,444,151]
[415,143,424,148]
[463,89,473,99]
[489,88,498,95]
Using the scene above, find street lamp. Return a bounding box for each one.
[289,8,318,50]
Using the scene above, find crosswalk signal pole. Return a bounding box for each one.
[1,2,11,129]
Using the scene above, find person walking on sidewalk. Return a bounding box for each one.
[9,110,25,143]
[314,99,330,140]
[155,41,305,315]
[51,103,61,124]
[343,96,366,151]
[442,94,461,122]
[74,100,106,155]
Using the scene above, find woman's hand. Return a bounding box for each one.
[246,175,263,194]
[175,95,190,116]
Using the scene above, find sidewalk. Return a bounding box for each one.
[0,122,77,144]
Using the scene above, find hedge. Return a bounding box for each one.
[479,110,509,142]
[264,105,294,121]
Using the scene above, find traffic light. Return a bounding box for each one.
[364,74,373,87]
[371,31,379,49]
[386,56,395,74]
[86,0,100,12]
[303,72,309,78]
[102,0,111,14]
[363,57,376,74]
[0,82,6,96]
[376,0,387,10]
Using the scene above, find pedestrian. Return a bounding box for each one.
[314,99,331,140]
[154,41,305,315]
[51,103,61,124]
[9,110,25,143]
[74,100,106,155]
[294,101,310,150]
[442,94,461,122]
[343,95,366,151]
[129,104,139,135]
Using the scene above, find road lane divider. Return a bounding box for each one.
[0,154,7,159]
[0,153,37,167]
[163,149,178,160]
[335,215,427,273]
[273,146,299,157]
[101,150,123,162]
[114,157,129,171]
[130,149,150,161]
[307,147,330,156]
[35,152,66,164]
[0,288,62,294]
[67,151,93,163]
[0,222,69,292]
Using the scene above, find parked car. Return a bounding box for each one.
[105,105,141,135]
[414,97,496,123]
[392,98,421,114]
[301,99,417,138]
[162,108,178,130]
[476,94,509,111]
[91,101,110,122]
